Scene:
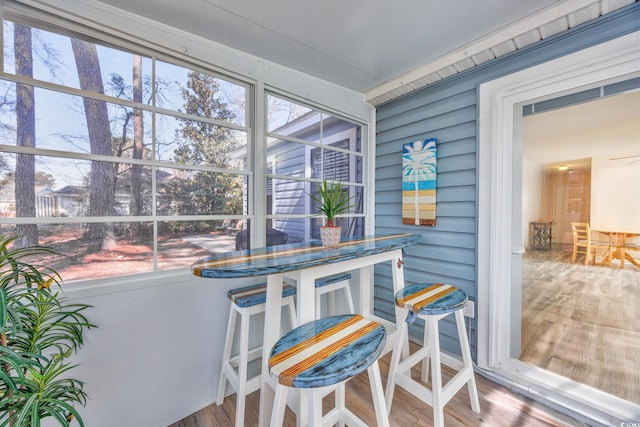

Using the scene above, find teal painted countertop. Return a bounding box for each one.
[192,233,420,279]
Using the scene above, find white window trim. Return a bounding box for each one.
[478,31,640,424]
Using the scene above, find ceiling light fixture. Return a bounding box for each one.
[557,164,569,171]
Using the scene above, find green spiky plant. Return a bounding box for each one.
[0,234,94,427]
[309,180,354,227]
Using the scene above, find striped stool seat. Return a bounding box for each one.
[217,283,297,427]
[228,282,297,307]
[396,282,468,321]
[269,314,390,427]
[314,272,355,317]
[386,283,480,427]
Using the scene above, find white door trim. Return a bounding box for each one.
[477,31,640,425]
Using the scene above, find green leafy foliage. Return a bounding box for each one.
[0,234,94,426]
[157,71,243,233]
[309,180,354,227]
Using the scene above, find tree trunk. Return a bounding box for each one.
[130,55,144,233]
[14,24,38,248]
[71,39,117,252]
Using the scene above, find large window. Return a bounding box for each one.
[0,15,367,284]
[0,18,249,281]
[264,93,364,245]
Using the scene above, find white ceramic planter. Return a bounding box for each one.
[320,226,341,248]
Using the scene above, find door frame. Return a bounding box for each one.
[477,31,640,424]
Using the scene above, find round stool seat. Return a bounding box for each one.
[395,283,467,317]
[269,314,386,389]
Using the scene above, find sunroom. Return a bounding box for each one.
[0,0,638,426]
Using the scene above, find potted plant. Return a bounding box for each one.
[309,180,354,248]
[0,234,94,426]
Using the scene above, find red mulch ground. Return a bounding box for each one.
[31,227,213,283]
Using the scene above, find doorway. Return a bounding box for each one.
[477,32,640,425]
[519,92,640,405]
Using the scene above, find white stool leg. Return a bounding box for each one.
[270,384,288,427]
[328,288,337,316]
[217,304,237,405]
[342,281,355,314]
[427,316,445,427]
[235,305,251,427]
[286,296,297,329]
[455,310,480,413]
[384,316,407,413]
[315,291,324,318]
[335,382,346,427]
[307,389,323,427]
[368,360,390,427]
[421,322,431,383]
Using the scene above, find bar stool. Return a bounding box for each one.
[385,283,480,427]
[269,314,390,427]
[315,272,355,317]
[216,282,297,427]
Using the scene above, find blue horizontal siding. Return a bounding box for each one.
[373,3,640,359]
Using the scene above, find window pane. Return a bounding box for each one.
[271,178,364,240]
[267,137,308,178]
[0,82,154,158]
[4,21,153,103]
[267,95,361,155]
[267,95,313,132]
[0,223,155,282]
[271,178,306,216]
[156,112,247,170]
[1,155,154,218]
[157,220,238,269]
[155,60,246,126]
[319,114,361,153]
[310,146,363,184]
[156,168,244,216]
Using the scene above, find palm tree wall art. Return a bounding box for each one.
[402,138,437,226]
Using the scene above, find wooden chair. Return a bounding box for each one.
[570,222,609,265]
[214,219,233,233]
[227,219,244,235]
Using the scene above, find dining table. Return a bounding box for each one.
[192,232,420,426]
[593,229,640,269]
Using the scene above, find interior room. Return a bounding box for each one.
[0,1,638,427]
[520,90,640,404]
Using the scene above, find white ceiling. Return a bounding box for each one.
[524,90,640,168]
[90,0,636,105]
[93,0,555,91]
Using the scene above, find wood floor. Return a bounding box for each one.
[170,345,585,427]
[521,244,640,404]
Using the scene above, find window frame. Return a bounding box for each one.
[264,91,366,243]
[0,4,373,289]
[0,13,253,279]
